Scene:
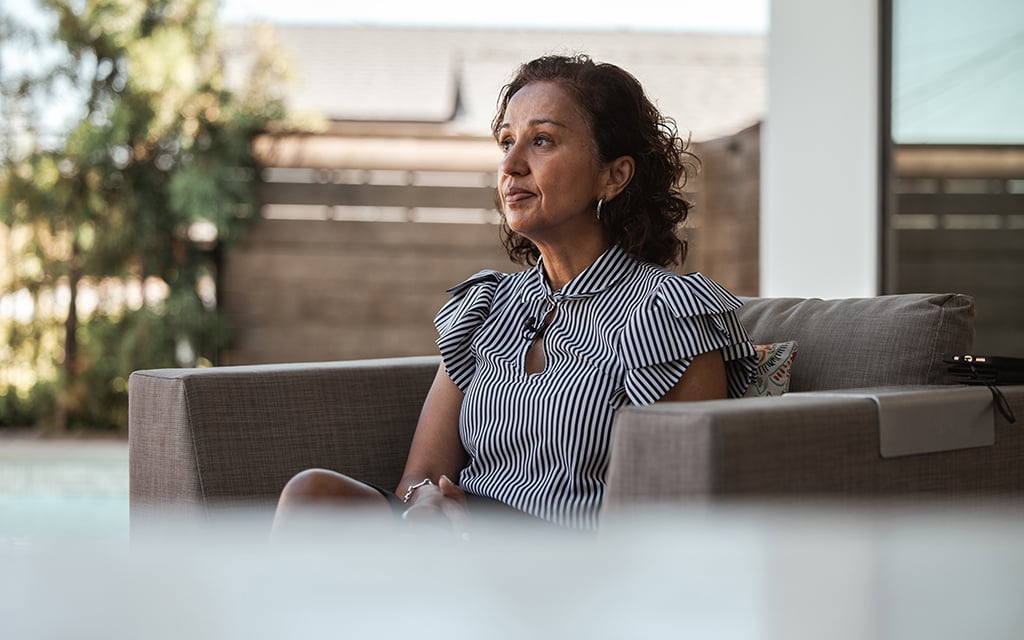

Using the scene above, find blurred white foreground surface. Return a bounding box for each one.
[2,506,1023,639]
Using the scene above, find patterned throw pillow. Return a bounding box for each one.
[744,341,799,397]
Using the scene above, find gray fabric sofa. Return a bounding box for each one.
[128,292,1024,526]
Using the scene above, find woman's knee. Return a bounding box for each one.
[279,468,381,503]
[273,469,391,537]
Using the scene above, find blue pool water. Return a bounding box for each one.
[0,437,129,548]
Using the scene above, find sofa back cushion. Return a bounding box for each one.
[736,294,974,392]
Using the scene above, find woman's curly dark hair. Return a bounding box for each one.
[492,54,698,268]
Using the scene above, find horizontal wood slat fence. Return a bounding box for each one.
[891,145,1024,355]
[225,135,1024,365]
[222,126,762,364]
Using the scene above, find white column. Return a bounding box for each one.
[761,0,880,297]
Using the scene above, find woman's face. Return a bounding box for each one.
[496,81,607,247]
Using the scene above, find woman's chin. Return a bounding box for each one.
[504,213,536,236]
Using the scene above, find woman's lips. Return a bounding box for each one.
[504,188,535,205]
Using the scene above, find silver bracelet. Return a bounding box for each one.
[401,478,435,503]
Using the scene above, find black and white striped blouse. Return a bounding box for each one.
[434,244,756,529]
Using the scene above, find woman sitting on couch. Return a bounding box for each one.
[273,54,756,533]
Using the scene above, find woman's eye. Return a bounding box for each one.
[499,138,513,152]
[533,136,551,147]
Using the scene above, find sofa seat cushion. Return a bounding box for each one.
[736,294,974,392]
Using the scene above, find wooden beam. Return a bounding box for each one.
[257,183,495,209]
[895,146,1024,178]
[254,134,501,172]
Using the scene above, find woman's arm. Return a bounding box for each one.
[395,363,470,525]
[657,349,728,403]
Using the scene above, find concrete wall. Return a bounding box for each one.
[221,219,511,364]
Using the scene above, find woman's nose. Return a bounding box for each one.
[500,142,527,176]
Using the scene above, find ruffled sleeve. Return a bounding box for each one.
[616,273,757,405]
[434,270,505,391]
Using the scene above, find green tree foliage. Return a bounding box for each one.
[0,0,289,430]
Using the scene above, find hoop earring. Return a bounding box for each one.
[596,198,604,221]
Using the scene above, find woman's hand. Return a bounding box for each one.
[397,365,471,538]
[401,475,470,539]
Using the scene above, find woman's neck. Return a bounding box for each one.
[537,235,612,291]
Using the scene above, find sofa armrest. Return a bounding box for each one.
[602,385,1024,518]
[128,356,440,522]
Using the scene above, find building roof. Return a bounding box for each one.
[224,25,764,142]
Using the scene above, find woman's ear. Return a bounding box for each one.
[603,155,635,201]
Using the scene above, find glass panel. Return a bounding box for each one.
[887,0,1024,355]
[892,0,1024,144]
